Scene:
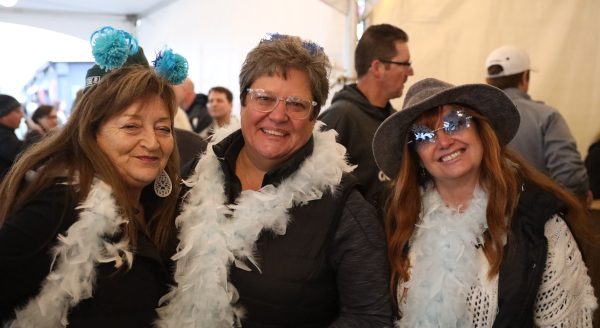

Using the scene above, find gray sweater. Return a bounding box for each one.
[503,88,589,198]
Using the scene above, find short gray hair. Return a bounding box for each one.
[239,34,331,120]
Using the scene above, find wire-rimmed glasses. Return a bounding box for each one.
[246,88,317,120]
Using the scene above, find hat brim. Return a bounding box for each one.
[373,83,519,179]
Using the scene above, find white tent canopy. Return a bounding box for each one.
[371,0,600,157]
[0,0,598,155]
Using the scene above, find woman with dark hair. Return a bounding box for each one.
[31,105,58,132]
[373,78,597,327]
[24,105,59,145]
[0,26,187,327]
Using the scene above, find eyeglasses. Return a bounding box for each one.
[380,59,412,68]
[246,88,317,120]
[409,108,472,147]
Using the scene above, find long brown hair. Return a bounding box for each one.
[0,65,180,254]
[385,106,594,304]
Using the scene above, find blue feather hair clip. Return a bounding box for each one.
[301,40,324,56]
[90,26,138,70]
[261,32,324,56]
[87,26,188,87]
[153,48,189,85]
[263,32,286,42]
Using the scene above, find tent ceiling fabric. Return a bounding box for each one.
[5,0,177,17]
[320,0,349,14]
[320,0,381,18]
[371,0,600,156]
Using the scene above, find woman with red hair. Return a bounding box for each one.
[373,78,597,327]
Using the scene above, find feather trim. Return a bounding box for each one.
[8,180,131,328]
[397,185,488,328]
[156,121,354,327]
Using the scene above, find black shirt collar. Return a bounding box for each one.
[0,123,16,132]
[350,84,393,115]
[212,129,315,203]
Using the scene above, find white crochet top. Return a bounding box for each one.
[398,214,598,327]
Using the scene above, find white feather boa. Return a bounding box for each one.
[155,122,354,327]
[8,179,131,328]
[397,185,488,328]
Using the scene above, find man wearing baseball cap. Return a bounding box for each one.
[0,94,25,179]
[485,45,591,204]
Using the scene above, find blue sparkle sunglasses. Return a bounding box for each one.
[409,107,473,146]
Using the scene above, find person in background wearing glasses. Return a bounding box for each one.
[373,78,597,327]
[156,34,393,327]
[319,23,414,215]
[485,46,592,206]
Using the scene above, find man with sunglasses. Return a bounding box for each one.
[319,24,414,214]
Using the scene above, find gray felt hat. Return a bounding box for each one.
[372,78,520,179]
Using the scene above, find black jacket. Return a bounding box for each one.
[207,130,393,327]
[585,140,600,199]
[0,183,173,327]
[494,182,566,327]
[174,128,207,170]
[318,84,394,213]
[186,93,212,134]
[0,124,24,180]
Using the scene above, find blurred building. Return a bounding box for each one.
[23,61,92,119]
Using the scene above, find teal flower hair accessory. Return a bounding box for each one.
[90,26,138,70]
[85,26,188,89]
[153,48,189,85]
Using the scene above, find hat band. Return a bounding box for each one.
[85,76,101,88]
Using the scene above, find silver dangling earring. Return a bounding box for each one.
[420,166,428,181]
[154,169,172,197]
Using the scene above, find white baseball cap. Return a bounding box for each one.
[485,45,530,78]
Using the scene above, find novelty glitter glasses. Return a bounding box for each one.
[409,108,473,146]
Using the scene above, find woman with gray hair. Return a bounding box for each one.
[374,78,597,327]
[157,34,392,327]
